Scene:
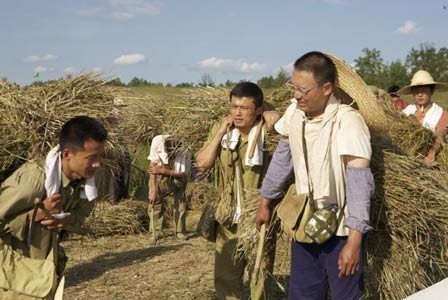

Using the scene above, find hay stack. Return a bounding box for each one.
[85,200,148,237]
[0,74,128,198]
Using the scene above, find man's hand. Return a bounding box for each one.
[338,230,362,278]
[255,198,271,231]
[262,110,280,133]
[40,218,65,232]
[218,115,233,136]
[149,189,158,206]
[149,164,166,175]
[29,194,62,222]
[423,149,437,167]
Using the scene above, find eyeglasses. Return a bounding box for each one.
[285,80,321,96]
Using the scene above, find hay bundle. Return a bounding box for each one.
[185,181,215,210]
[0,74,121,181]
[85,200,148,237]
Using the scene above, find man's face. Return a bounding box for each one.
[62,138,106,180]
[230,96,262,132]
[290,69,332,117]
[412,85,433,107]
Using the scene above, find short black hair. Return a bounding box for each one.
[59,116,108,151]
[229,81,263,107]
[293,51,336,85]
[387,85,401,96]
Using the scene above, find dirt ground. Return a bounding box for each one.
[62,209,290,300]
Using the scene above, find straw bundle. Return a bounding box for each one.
[0,74,123,183]
[0,74,134,203]
[235,189,280,272]
[85,200,148,237]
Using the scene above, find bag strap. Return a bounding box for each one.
[301,120,315,212]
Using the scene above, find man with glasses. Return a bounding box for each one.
[256,51,374,300]
[196,81,279,300]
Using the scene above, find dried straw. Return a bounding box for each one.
[85,200,148,238]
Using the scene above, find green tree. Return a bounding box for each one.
[385,60,410,88]
[198,73,215,87]
[106,77,125,86]
[405,43,448,82]
[354,48,387,87]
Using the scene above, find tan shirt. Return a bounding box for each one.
[275,95,372,236]
[0,161,95,259]
[201,123,270,225]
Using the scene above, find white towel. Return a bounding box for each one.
[402,103,444,133]
[147,135,171,165]
[221,122,264,166]
[45,146,98,202]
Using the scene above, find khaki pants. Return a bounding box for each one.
[214,224,276,300]
[148,187,187,237]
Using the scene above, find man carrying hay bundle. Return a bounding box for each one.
[196,81,279,300]
[256,51,375,300]
[147,135,191,241]
[0,116,107,299]
[400,70,448,167]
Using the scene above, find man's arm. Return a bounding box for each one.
[195,116,233,173]
[256,138,294,230]
[424,127,447,166]
[338,155,374,278]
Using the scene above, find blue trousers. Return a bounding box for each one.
[289,236,365,300]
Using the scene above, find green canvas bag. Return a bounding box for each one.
[0,242,56,299]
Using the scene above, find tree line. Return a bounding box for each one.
[29,44,448,90]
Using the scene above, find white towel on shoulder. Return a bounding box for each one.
[45,146,98,201]
[402,102,444,133]
[221,122,264,167]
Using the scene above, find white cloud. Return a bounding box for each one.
[198,57,265,73]
[34,65,55,73]
[113,53,145,65]
[323,0,347,5]
[397,20,417,35]
[110,0,162,16]
[78,8,103,16]
[24,54,58,63]
[276,62,294,75]
[110,11,135,20]
[64,67,76,74]
[92,67,103,73]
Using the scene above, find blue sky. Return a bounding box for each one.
[1,0,447,85]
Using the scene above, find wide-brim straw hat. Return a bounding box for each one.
[398,70,448,95]
[322,52,379,120]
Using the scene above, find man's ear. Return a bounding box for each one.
[61,148,71,160]
[323,82,333,96]
[255,106,263,116]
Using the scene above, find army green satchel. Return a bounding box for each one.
[278,120,345,244]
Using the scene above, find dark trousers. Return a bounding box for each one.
[289,236,365,300]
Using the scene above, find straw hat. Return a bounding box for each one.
[398,70,448,95]
[322,52,378,119]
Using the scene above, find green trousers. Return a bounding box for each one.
[148,187,187,237]
[214,224,276,300]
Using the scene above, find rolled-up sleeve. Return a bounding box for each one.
[344,167,374,234]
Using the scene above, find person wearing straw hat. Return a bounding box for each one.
[256,51,374,300]
[196,81,280,300]
[387,85,408,110]
[399,70,448,166]
[0,116,107,300]
[147,135,191,241]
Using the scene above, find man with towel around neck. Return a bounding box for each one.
[256,52,374,300]
[196,81,279,300]
[0,116,107,299]
[399,70,448,167]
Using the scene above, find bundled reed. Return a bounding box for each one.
[85,200,148,237]
[0,74,128,196]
